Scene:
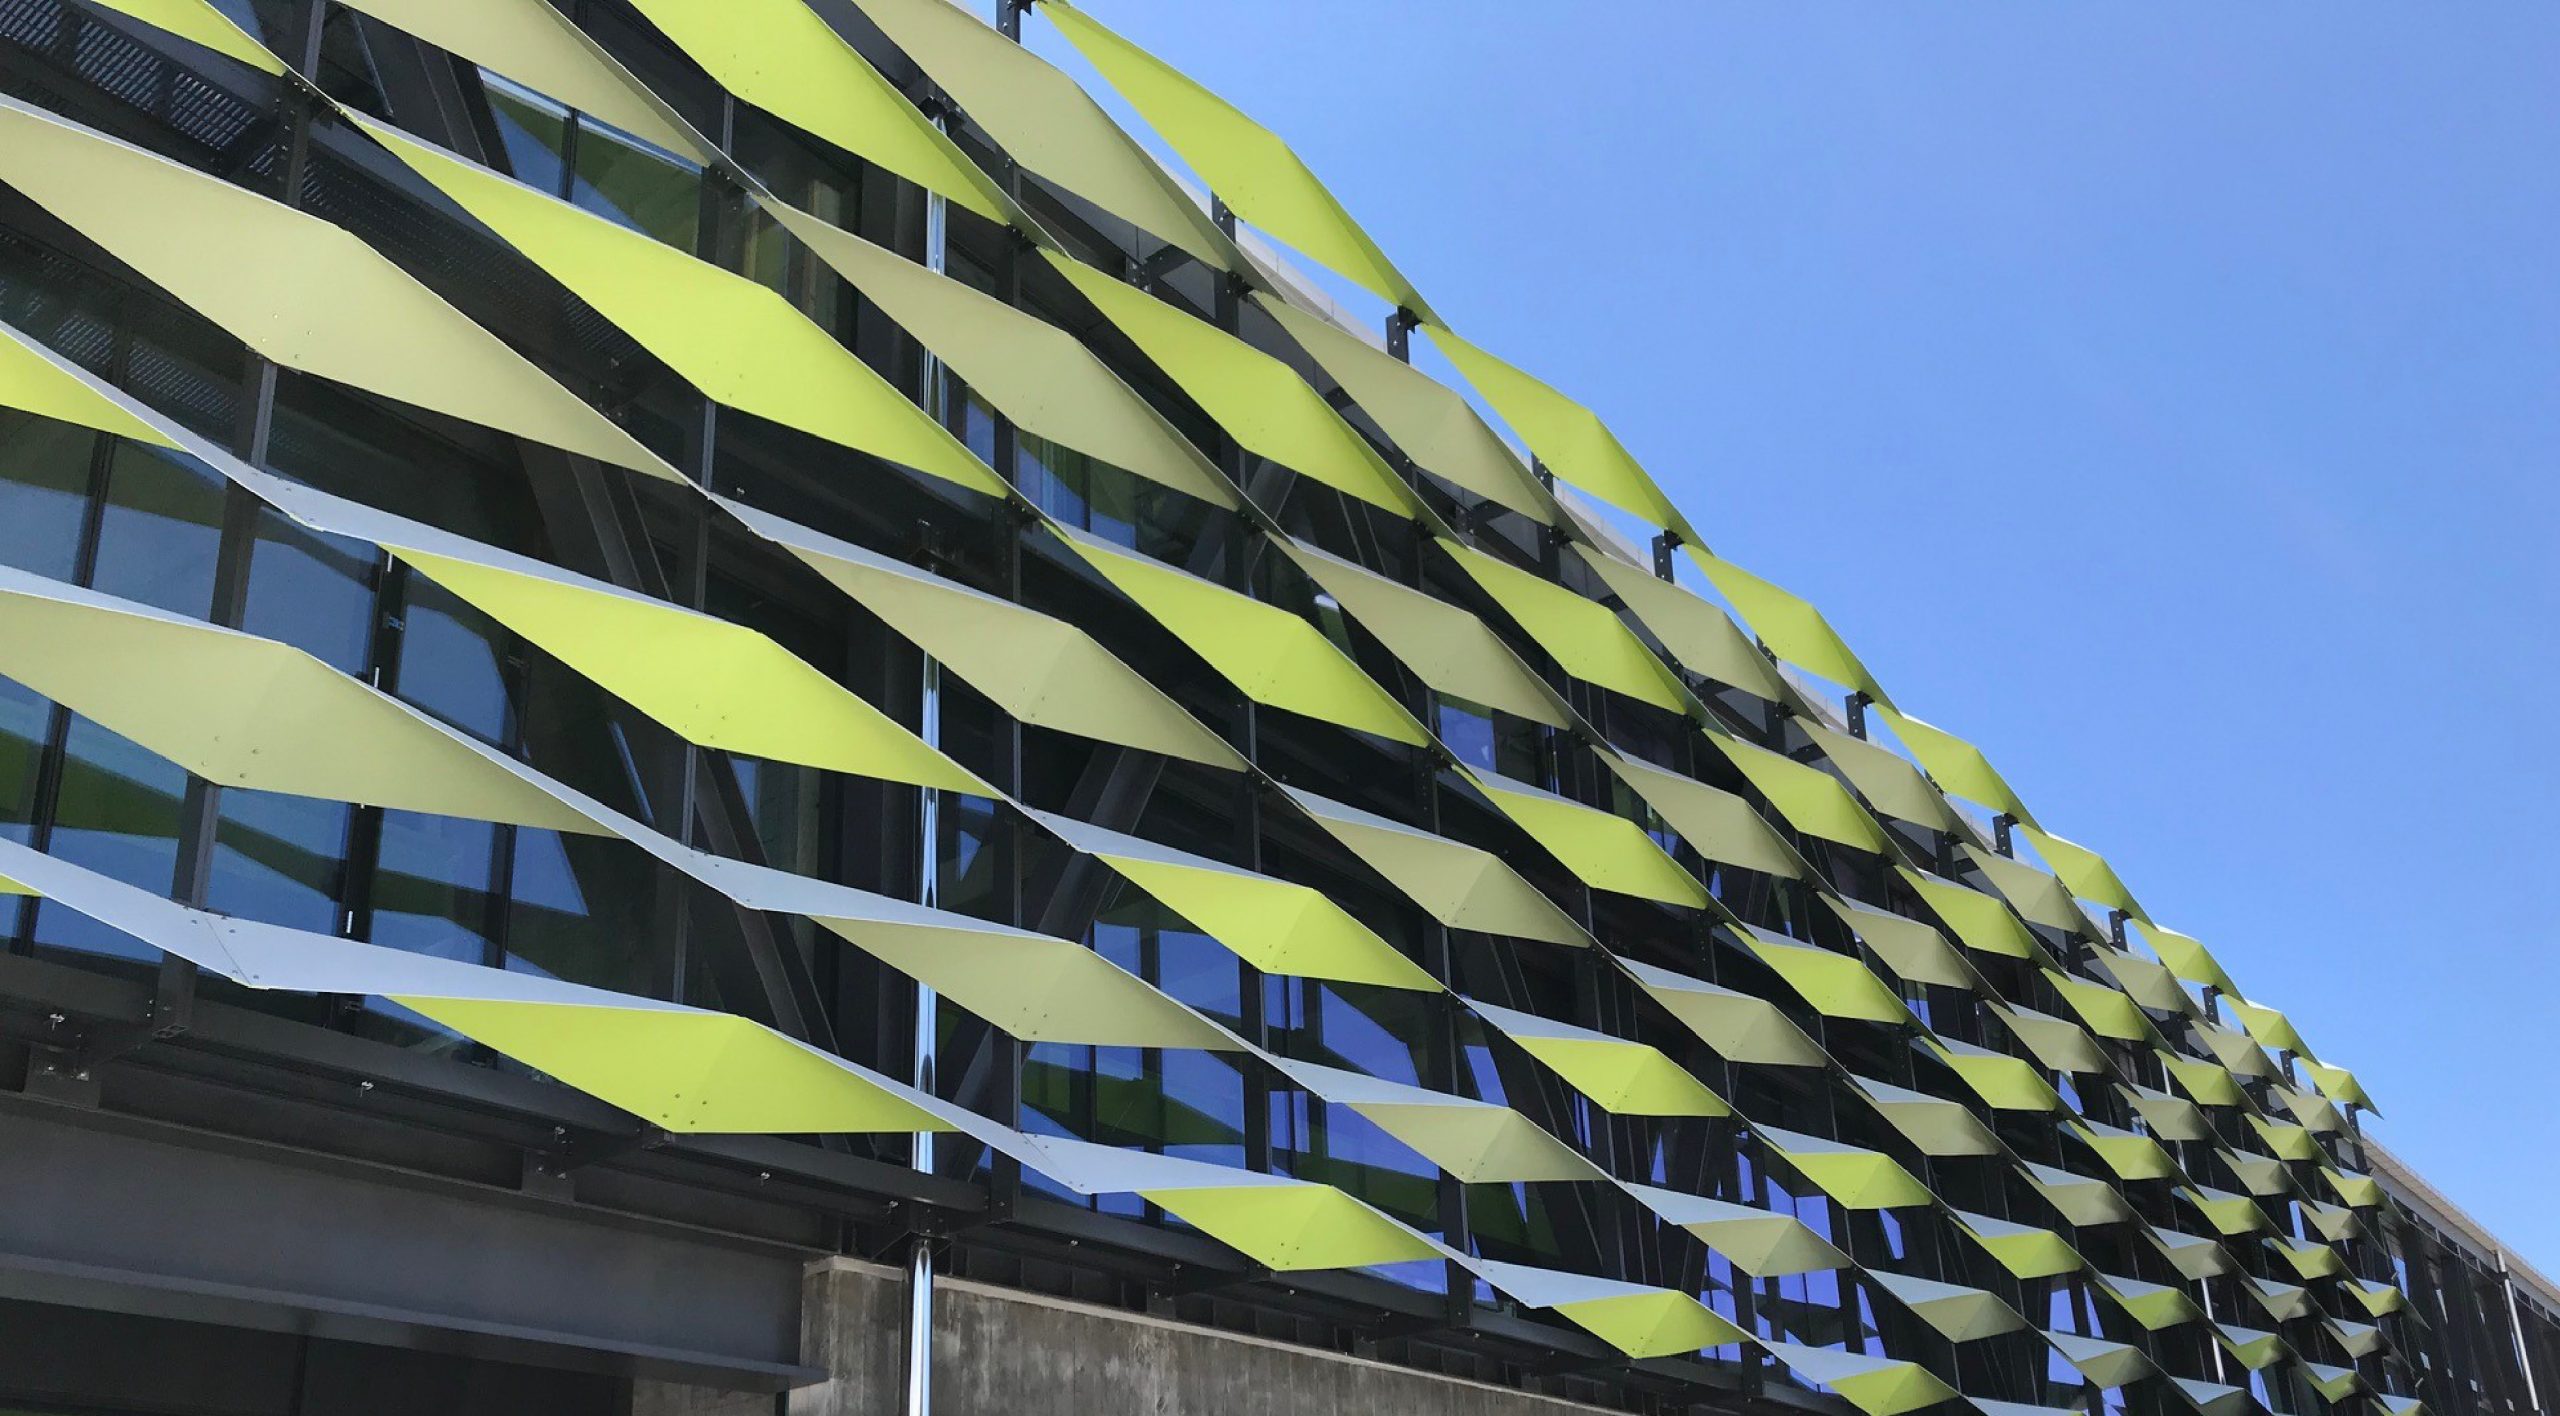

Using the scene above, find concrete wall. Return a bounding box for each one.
[638,1258,1617,1416]
[786,1258,906,1416]
[632,1382,777,1416]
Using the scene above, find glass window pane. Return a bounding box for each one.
[1434,698,1496,771]
[1078,455,1141,548]
[483,75,568,196]
[1297,983,1426,1087]
[206,786,348,932]
[1021,1041,1091,1139]
[738,202,796,299]
[1024,432,1089,530]
[1157,1049,1245,1168]
[572,125,700,252]
[1274,1093,1437,1222]
[732,757,822,879]
[205,0,276,47]
[1087,1044,1150,1147]
[1154,928,1239,1024]
[354,810,500,1047]
[933,789,997,919]
[0,412,95,579]
[31,717,187,962]
[504,828,660,997]
[395,579,518,745]
[241,511,375,672]
[1495,714,1546,783]
[0,678,48,838]
[957,388,998,466]
[90,439,225,619]
[370,810,500,963]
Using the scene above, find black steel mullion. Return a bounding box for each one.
[1198,198,1275,1185]
[8,313,130,952]
[1376,306,1477,1303]
[982,172,1030,1207]
[647,101,740,1009]
[172,0,330,909]
[905,166,1040,1202]
[333,557,409,947]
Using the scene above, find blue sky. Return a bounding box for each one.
[1025,5,2560,1265]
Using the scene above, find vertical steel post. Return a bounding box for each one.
[967,0,1033,1230]
[2197,1271,2230,1384]
[904,641,941,1416]
[900,94,961,1416]
[1382,302,1472,1316]
[658,96,739,1005]
[1203,196,1274,1181]
[162,0,330,1025]
[2501,1249,2545,1414]
[335,558,409,945]
[6,307,124,951]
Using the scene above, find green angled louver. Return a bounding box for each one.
[0,8,2456,1412]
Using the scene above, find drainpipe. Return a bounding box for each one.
[902,102,956,1416]
[2499,1248,2544,1413]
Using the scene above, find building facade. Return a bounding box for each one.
[0,2,2539,1414]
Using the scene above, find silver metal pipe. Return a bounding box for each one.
[903,659,942,1416]
[2197,1271,2228,1384]
[2501,1249,2544,1413]
[902,652,941,1416]
[901,132,954,1416]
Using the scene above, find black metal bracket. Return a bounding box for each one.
[24,956,197,1104]
[83,959,196,1068]
[563,1122,668,1175]
[908,518,963,578]
[522,1122,668,1197]
[1134,242,1198,288]
[857,1224,951,1274]
[1149,1259,1273,1303]
[936,1157,1035,1235]
[982,1152,1022,1225]
[1385,306,1422,361]
[1355,1294,1488,1349]
[880,1196,961,1244]
[1530,1348,1635,1381]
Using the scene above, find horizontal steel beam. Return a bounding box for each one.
[0,1099,821,1390]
